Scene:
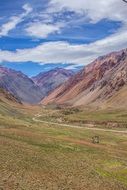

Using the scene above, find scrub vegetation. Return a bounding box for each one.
[0,101,127,189]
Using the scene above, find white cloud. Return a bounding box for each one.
[0,4,32,37]
[26,22,63,38]
[0,0,127,66]
[0,16,23,37]
[22,4,33,15]
[0,22,127,65]
[49,0,127,23]
[24,0,127,39]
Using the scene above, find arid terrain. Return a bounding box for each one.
[1,0,127,189]
[1,48,127,189]
[0,91,127,189]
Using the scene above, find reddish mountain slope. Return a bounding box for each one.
[0,88,21,104]
[42,48,127,108]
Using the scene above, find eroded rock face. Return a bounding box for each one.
[42,48,127,107]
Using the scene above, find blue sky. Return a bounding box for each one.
[0,0,127,76]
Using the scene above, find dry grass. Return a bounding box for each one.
[0,103,127,189]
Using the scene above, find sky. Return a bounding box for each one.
[0,0,127,76]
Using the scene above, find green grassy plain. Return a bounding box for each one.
[0,103,127,189]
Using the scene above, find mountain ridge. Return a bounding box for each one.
[42,48,127,109]
[32,68,74,98]
[0,66,43,104]
[0,66,74,104]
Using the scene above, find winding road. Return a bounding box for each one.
[33,114,127,134]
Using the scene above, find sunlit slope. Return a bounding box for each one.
[42,48,127,109]
[103,85,127,109]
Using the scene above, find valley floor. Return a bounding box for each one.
[0,105,127,190]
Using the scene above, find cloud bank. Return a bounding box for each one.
[0,0,127,67]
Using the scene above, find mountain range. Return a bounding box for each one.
[42,48,127,109]
[0,48,127,109]
[0,67,43,104]
[32,68,74,98]
[0,67,73,104]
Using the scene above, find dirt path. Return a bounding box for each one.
[33,114,127,134]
